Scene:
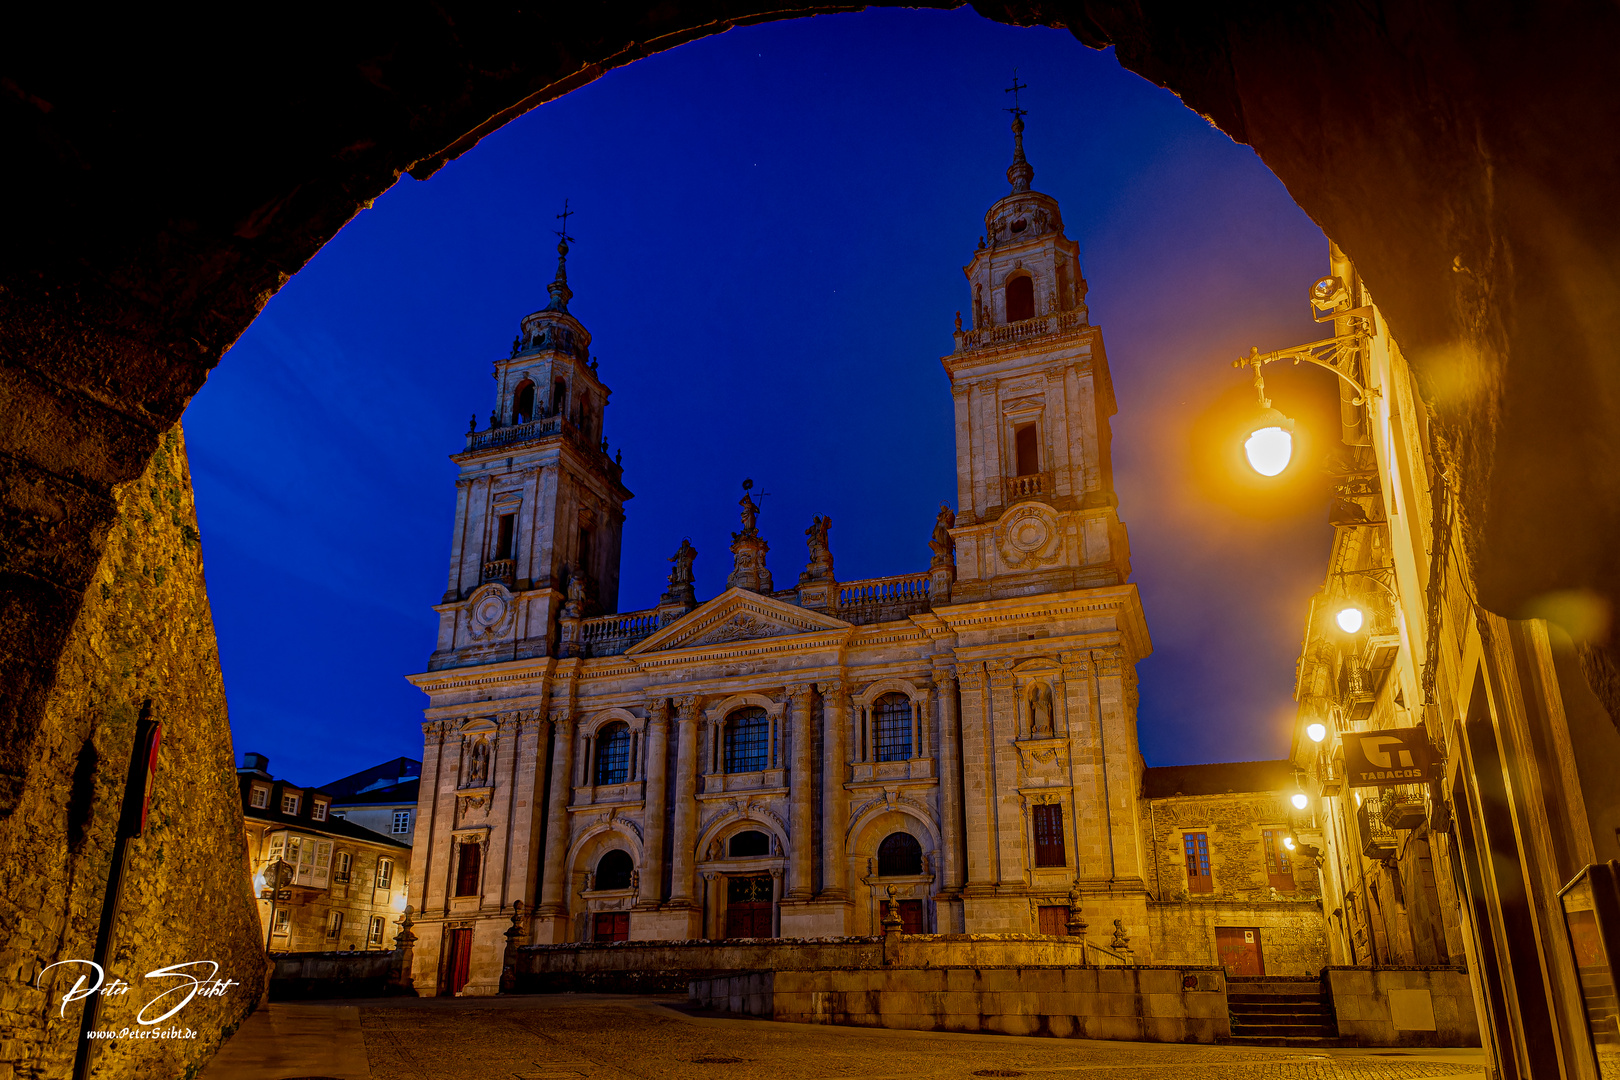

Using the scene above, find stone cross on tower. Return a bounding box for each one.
[727,479,773,593]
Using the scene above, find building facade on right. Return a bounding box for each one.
[1286,243,1620,1078]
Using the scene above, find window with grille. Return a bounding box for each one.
[391,809,411,835]
[368,916,385,946]
[877,832,923,876]
[1032,804,1066,867]
[595,722,631,785]
[281,793,300,815]
[311,801,328,822]
[273,908,289,934]
[334,851,351,883]
[454,844,478,896]
[326,911,343,940]
[376,857,394,890]
[250,786,268,809]
[595,849,633,890]
[1185,832,1213,893]
[724,708,769,773]
[872,693,912,762]
[729,830,770,858]
[1262,829,1295,891]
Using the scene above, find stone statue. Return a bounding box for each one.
[738,490,759,534]
[929,504,956,567]
[666,538,697,593]
[1029,682,1054,738]
[468,413,477,435]
[1111,918,1131,951]
[467,739,489,785]
[728,485,772,593]
[562,570,587,620]
[800,515,834,583]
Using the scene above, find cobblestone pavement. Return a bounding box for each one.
[357,996,1487,1080]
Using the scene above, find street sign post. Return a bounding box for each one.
[1343,727,1432,788]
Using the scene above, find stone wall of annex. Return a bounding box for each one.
[0,426,264,1080]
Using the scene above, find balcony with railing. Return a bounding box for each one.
[1004,471,1054,504]
[1357,793,1398,860]
[578,609,662,657]
[466,413,569,453]
[956,309,1088,352]
[481,559,515,585]
[836,572,932,624]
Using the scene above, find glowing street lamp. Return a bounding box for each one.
[1335,605,1365,634]
[1290,792,1310,810]
[1305,722,1327,743]
[1232,277,1378,477]
[1282,835,1297,851]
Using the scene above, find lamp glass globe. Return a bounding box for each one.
[1306,722,1327,743]
[1290,792,1309,810]
[1283,836,1296,850]
[1244,425,1293,476]
[1335,606,1365,634]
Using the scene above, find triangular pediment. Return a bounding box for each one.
[625,587,851,655]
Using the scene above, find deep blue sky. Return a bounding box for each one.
[185,8,1343,786]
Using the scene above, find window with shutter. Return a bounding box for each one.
[1032,804,1066,867]
[1185,832,1213,893]
[1262,829,1296,891]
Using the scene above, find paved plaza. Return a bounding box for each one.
[202,995,1488,1080]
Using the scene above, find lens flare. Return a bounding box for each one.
[1283,836,1296,850]
[1335,606,1364,634]
[1244,425,1293,476]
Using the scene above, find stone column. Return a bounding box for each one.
[933,667,965,892]
[636,698,670,910]
[787,683,816,898]
[668,695,701,907]
[537,712,575,914]
[957,662,996,890]
[818,680,851,899]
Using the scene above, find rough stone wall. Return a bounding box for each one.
[1146,901,1328,977]
[0,425,263,1080]
[1144,792,1321,903]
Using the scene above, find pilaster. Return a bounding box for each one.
[786,682,816,899]
[818,680,851,900]
[636,697,670,910]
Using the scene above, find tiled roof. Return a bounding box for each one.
[1142,759,1297,799]
[242,804,410,849]
[329,779,420,807]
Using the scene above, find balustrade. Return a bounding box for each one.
[837,573,931,608]
[1004,472,1052,503]
[577,609,661,656]
[958,309,1088,351]
[481,559,515,583]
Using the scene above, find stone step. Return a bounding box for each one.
[1232,1020,1338,1037]
[1224,1034,1354,1049]
[1230,1002,1331,1018]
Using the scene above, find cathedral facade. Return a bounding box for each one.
[405,119,1324,997]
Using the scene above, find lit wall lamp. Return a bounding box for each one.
[1331,565,1399,641]
[1234,276,1379,476]
[1306,722,1328,743]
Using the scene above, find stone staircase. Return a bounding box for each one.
[1226,976,1347,1047]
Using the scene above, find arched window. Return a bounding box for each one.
[724,707,769,773]
[512,380,535,424]
[877,832,923,876]
[872,692,912,762]
[1015,424,1040,476]
[1005,274,1034,322]
[594,722,630,785]
[552,379,567,417]
[595,849,633,890]
[729,830,770,858]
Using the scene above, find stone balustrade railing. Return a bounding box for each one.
[837,573,932,622]
[578,609,661,655]
[481,559,515,583]
[1004,471,1053,503]
[466,414,568,453]
[956,308,1088,351]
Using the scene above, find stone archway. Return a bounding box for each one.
[6,6,1620,1076]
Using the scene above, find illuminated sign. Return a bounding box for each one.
[1343,727,1432,788]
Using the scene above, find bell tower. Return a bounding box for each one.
[942,104,1130,602]
[427,225,632,670]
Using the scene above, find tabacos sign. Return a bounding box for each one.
[1344,728,1432,788]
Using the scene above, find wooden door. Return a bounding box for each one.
[725,874,774,938]
[445,928,473,995]
[898,899,925,935]
[1037,905,1069,936]
[594,911,630,942]
[1215,927,1265,976]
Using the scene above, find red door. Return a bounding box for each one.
[1214,927,1265,975]
[445,928,474,995]
[594,911,630,942]
[898,899,925,934]
[725,875,774,938]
